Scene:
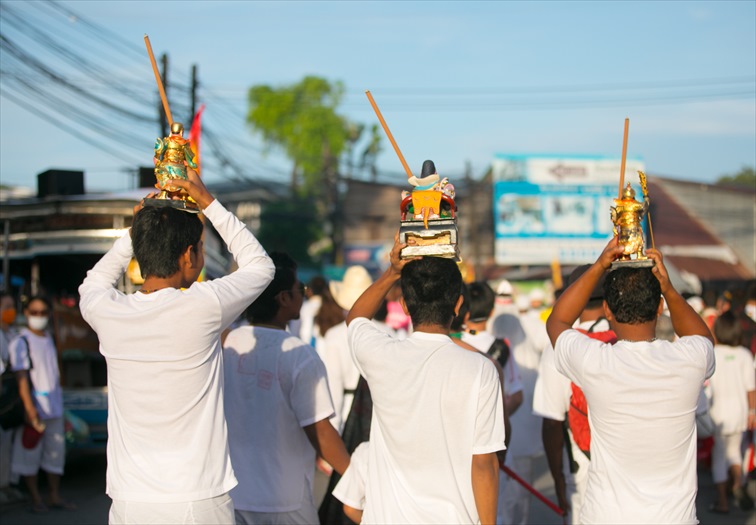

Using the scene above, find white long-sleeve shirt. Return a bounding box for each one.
[79,199,274,503]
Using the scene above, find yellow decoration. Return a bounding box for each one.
[412,190,442,229]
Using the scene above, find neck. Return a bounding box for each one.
[413,323,449,335]
[612,320,657,342]
[252,315,289,331]
[28,328,45,337]
[141,274,186,293]
[466,320,487,332]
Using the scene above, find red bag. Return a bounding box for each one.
[22,424,44,449]
[567,326,617,456]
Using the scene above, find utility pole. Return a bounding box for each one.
[158,53,169,137]
[189,64,198,124]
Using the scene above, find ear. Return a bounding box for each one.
[602,300,614,322]
[399,296,410,316]
[657,298,665,318]
[454,294,464,317]
[464,311,471,323]
[182,245,198,269]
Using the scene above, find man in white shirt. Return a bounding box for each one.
[79,170,275,524]
[546,239,715,524]
[223,252,349,524]
[532,265,613,524]
[347,235,506,524]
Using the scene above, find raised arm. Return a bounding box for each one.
[172,169,275,328]
[547,238,623,347]
[645,248,713,343]
[346,233,416,326]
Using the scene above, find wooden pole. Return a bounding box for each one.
[144,35,173,126]
[365,91,414,179]
[618,118,629,198]
[648,213,656,250]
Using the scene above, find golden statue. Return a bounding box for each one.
[610,171,652,268]
[144,122,199,212]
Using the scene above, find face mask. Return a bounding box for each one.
[1,308,16,325]
[746,304,756,323]
[28,315,49,331]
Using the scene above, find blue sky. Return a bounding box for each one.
[1,0,754,192]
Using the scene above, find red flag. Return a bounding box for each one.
[188,104,206,172]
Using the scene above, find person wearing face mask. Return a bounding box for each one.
[0,293,25,505]
[9,296,75,513]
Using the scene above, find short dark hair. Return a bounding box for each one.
[132,206,203,278]
[246,252,297,324]
[401,258,462,328]
[604,267,661,324]
[24,295,51,311]
[467,282,495,322]
[714,311,742,347]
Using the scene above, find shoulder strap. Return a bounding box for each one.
[19,335,33,371]
[587,317,607,333]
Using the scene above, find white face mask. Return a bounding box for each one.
[746,303,756,323]
[28,315,49,331]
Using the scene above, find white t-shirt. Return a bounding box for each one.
[709,344,756,434]
[554,330,715,524]
[322,322,359,433]
[223,326,335,514]
[9,329,63,420]
[460,330,523,398]
[333,441,369,511]
[297,295,322,347]
[349,318,506,524]
[78,199,275,504]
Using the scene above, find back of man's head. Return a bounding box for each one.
[604,267,661,324]
[132,206,203,279]
[401,257,462,328]
[246,252,297,324]
[467,282,495,323]
[713,311,742,347]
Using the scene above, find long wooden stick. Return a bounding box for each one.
[648,213,656,250]
[144,35,173,126]
[618,118,629,197]
[365,91,414,179]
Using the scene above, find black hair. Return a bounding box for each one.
[467,281,495,323]
[713,311,742,347]
[308,276,327,296]
[603,267,661,324]
[401,257,462,328]
[450,284,470,331]
[132,206,203,279]
[246,252,297,324]
[24,295,51,311]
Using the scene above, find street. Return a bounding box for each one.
[1,449,754,524]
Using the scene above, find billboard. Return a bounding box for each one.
[493,154,646,265]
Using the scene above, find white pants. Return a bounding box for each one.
[11,416,65,476]
[712,431,743,483]
[566,445,590,525]
[109,493,234,525]
[498,455,534,525]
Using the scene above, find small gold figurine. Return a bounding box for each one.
[610,171,653,269]
[143,122,199,212]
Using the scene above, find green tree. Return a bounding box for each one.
[246,76,380,264]
[716,166,755,188]
[247,76,349,197]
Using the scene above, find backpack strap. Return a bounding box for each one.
[487,337,510,368]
